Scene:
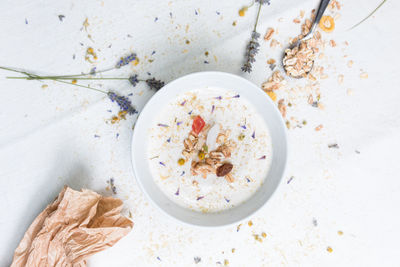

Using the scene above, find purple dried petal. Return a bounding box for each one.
[232,94,240,98]
[157,256,161,261]
[94,134,100,138]
[175,187,180,196]
[157,123,169,127]
[180,171,185,176]
[215,96,222,100]
[154,17,158,22]
[287,176,294,184]
[258,155,266,160]
[224,197,230,203]
[211,105,215,113]
[251,131,255,139]
[246,177,251,182]
[196,196,204,201]
[116,133,119,138]
[180,100,187,106]
[241,125,247,129]
[177,121,183,126]
[152,50,156,55]
[166,137,171,143]
[188,110,193,115]
[216,11,220,15]
[204,60,209,64]
[195,9,198,15]
[159,161,166,166]
[107,109,112,112]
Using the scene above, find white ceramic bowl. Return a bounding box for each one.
[131,71,287,227]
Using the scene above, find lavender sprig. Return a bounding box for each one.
[146,78,165,90]
[115,53,137,68]
[108,91,137,115]
[241,1,266,73]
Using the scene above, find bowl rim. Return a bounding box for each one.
[131,71,288,228]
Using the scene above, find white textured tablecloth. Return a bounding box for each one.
[1,0,399,266]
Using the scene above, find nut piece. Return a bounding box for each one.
[216,163,233,177]
[217,144,231,158]
[225,173,234,183]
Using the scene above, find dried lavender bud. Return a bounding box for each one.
[146,78,165,90]
[255,0,270,5]
[107,91,137,115]
[115,53,137,68]
[128,74,139,87]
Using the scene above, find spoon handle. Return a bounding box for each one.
[304,0,330,39]
[314,0,331,26]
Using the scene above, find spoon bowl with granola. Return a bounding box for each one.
[131,71,288,227]
[282,0,330,78]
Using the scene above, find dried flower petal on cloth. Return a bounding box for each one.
[11,186,133,267]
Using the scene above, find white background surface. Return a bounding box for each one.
[1,0,400,266]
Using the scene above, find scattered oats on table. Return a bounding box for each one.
[264,27,274,41]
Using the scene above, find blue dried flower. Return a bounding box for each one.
[107,91,137,115]
[115,53,137,68]
[128,74,139,87]
[146,78,165,90]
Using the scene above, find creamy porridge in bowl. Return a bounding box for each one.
[132,72,287,227]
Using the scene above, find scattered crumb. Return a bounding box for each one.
[337,74,344,84]
[327,246,333,253]
[261,232,267,238]
[232,21,237,26]
[315,124,323,131]
[231,248,235,253]
[338,230,343,235]
[278,99,287,118]
[347,88,354,96]
[224,259,229,266]
[266,91,277,102]
[254,234,263,242]
[293,18,301,24]
[329,40,337,47]
[248,220,253,227]
[82,18,89,31]
[194,257,201,264]
[360,72,368,79]
[270,39,279,48]
[264,28,274,41]
[41,84,48,89]
[347,60,353,67]
[312,218,318,226]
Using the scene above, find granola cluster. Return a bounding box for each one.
[182,127,236,183]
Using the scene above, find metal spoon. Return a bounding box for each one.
[282,0,331,78]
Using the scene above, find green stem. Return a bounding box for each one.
[350,0,387,30]
[253,2,262,32]
[54,80,108,94]
[0,66,108,94]
[7,76,130,80]
[39,67,115,78]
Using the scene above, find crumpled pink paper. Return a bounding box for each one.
[11,186,133,267]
